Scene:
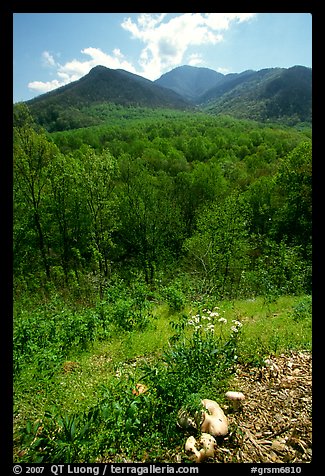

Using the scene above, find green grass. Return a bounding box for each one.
[226,295,312,365]
[13,294,311,462]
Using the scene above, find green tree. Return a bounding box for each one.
[76,146,119,296]
[184,193,251,297]
[244,175,275,236]
[117,157,184,283]
[271,141,312,252]
[47,151,87,282]
[174,161,228,235]
[14,116,58,279]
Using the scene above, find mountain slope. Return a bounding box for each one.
[199,66,312,124]
[26,65,192,131]
[155,64,311,124]
[24,64,312,131]
[154,65,224,102]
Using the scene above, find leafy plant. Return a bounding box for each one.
[19,407,91,463]
[292,295,312,322]
[163,283,186,311]
[110,288,153,331]
[147,308,241,425]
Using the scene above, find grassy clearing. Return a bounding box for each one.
[13,294,311,463]
[219,295,312,365]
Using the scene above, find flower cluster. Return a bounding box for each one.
[186,307,244,339]
[230,319,243,333]
[187,307,228,333]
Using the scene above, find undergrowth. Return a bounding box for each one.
[14,292,312,463]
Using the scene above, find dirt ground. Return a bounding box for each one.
[201,350,312,463]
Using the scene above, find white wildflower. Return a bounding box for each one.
[209,312,219,317]
[232,320,243,328]
[218,317,227,324]
[191,315,200,324]
[231,326,239,333]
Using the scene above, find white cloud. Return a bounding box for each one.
[121,13,256,79]
[28,79,63,93]
[42,51,56,68]
[28,47,137,94]
[202,13,256,30]
[216,66,231,74]
[187,53,204,67]
[28,13,257,94]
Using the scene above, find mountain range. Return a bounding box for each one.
[24,64,312,131]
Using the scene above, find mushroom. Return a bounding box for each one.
[225,391,245,411]
[185,436,199,461]
[199,432,217,458]
[185,433,217,463]
[200,399,228,436]
[132,383,148,396]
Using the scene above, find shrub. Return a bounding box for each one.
[13,301,99,376]
[141,308,241,438]
[163,283,186,312]
[107,279,154,331]
[292,295,312,322]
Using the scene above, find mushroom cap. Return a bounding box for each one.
[200,399,228,436]
[185,434,217,463]
[199,433,217,458]
[201,412,228,436]
[225,391,245,401]
[185,436,197,453]
[185,436,201,462]
[132,383,148,396]
[196,433,217,462]
[201,398,222,416]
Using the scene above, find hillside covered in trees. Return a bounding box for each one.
[14,104,311,300]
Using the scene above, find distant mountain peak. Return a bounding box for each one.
[155,65,224,102]
[27,65,191,109]
[88,64,109,73]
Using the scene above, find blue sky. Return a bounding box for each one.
[13,13,312,103]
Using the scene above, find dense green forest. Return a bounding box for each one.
[14,104,311,299]
[13,103,312,463]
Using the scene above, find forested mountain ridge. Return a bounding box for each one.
[154,65,224,101]
[199,65,312,124]
[22,64,311,132]
[156,65,312,124]
[14,103,312,296]
[25,65,192,131]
